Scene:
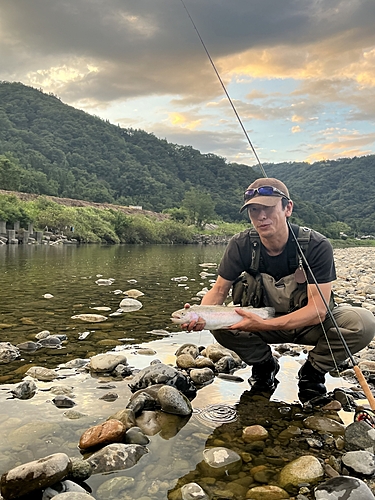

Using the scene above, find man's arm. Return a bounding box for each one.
[228,282,332,332]
[201,276,233,305]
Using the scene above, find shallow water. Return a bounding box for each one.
[0,244,353,499]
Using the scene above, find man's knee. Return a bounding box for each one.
[334,306,375,348]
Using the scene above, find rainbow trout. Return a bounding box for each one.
[171,304,275,330]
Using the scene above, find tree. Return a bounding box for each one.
[182,188,216,228]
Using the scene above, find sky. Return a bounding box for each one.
[1,0,375,166]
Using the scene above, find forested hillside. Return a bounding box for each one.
[0,81,374,235]
[0,81,255,222]
[266,158,375,235]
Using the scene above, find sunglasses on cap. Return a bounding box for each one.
[243,186,289,202]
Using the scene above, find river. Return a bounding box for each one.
[0,244,352,499]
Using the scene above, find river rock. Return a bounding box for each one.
[181,482,209,500]
[68,457,93,482]
[194,357,215,369]
[108,408,137,428]
[128,363,196,398]
[0,453,71,499]
[88,353,128,373]
[342,450,375,476]
[198,447,242,477]
[278,455,324,488]
[71,314,108,322]
[189,367,215,385]
[157,385,192,415]
[314,476,375,499]
[0,342,20,364]
[42,480,88,500]
[215,354,238,373]
[175,343,200,358]
[203,344,242,364]
[26,366,58,381]
[303,416,345,435]
[53,395,76,408]
[176,353,196,369]
[96,476,134,498]
[124,289,144,298]
[119,298,143,311]
[242,425,269,442]
[9,378,37,400]
[86,443,148,473]
[344,421,375,451]
[125,426,150,445]
[246,485,290,499]
[79,419,125,450]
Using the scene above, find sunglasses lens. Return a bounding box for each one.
[258,187,275,196]
[244,189,255,201]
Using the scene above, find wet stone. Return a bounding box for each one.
[198,447,242,477]
[279,455,324,488]
[42,479,88,500]
[342,450,375,476]
[0,453,71,500]
[68,457,93,482]
[96,476,135,498]
[303,416,345,435]
[314,476,375,499]
[181,482,209,500]
[344,421,375,451]
[176,353,196,369]
[26,366,58,381]
[88,353,128,373]
[86,443,148,474]
[157,385,192,416]
[242,425,269,442]
[125,426,150,445]
[0,343,20,364]
[189,367,215,385]
[52,395,76,408]
[79,419,125,450]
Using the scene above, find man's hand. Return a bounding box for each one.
[227,308,266,332]
[180,303,206,332]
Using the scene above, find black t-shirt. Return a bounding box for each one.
[218,226,336,284]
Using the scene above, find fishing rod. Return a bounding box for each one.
[179,0,375,411]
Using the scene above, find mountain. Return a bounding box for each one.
[0,81,257,222]
[0,81,374,234]
[265,159,375,235]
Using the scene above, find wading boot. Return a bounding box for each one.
[249,356,280,394]
[298,360,327,403]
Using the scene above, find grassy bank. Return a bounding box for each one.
[1,192,374,246]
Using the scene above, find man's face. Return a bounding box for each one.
[247,198,293,239]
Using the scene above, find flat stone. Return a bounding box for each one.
[86,443,148,474]
[315,476,375,499]
[79,419,125,450]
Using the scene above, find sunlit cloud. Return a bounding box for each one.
[292,126,302,133]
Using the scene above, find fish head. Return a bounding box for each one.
[171,307,198,325]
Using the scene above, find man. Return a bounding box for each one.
[187,178,375,402]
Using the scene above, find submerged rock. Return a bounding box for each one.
[86,443,148,474]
